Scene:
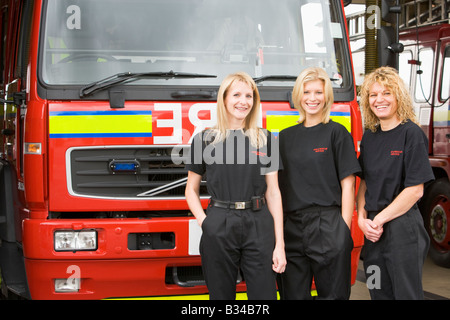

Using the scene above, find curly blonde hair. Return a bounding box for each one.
[360,66,418,132]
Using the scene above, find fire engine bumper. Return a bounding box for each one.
[21,215,363,300]
[24,257,210,300]
[22,217,216,300]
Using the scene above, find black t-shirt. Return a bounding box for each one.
[278,120,361,212]
[358,121,435,212]
[186,129,281,201]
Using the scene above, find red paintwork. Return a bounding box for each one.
[400,24,450,178]
[0,0,364,299]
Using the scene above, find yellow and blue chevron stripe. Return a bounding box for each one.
[266,110,351,134]
[49,110,152,138]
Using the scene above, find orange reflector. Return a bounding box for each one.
[24,143,42,154]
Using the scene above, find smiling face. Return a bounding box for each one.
[224,80,254,129]
[368,82,400,125]
[300,79,325,123]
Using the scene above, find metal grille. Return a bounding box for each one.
[68,146,206,199]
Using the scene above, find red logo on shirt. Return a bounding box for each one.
[391,150,403,156]
[252,151,267,157]
[313,147,328,153]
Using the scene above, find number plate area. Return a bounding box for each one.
[188,219,202,255]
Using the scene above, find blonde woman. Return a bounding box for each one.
[277,67,360,299]
[357,66,434,299]
[185,72,286,300]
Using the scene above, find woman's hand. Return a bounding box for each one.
[265,172,287,274]
[358,215,383,242]
[197,214,207,227]
[272,244,287,273]
[185,171,207,227]
[357,179,383,242]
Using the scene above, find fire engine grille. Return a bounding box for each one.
[68,146,206,199]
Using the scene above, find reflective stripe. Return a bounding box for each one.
[107,291,318,300]
[266,111,299,135]
[49,110,152,138]
[110,292,249,300]
[266,110,351,135]
[331,112,351,132]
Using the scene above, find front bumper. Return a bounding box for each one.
[22,217,214,299]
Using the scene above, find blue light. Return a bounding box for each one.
[109,160,140,173]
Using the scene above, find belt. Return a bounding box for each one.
[210,196,266,211]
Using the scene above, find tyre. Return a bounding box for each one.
[421,178,450,268]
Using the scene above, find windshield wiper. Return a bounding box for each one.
[80,71,217,97]
[253,75,298,84]
[254,74,343,85]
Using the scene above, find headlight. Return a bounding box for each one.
[54,230,97,252]
[54,278,81,293]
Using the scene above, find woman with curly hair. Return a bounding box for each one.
[357,66,434,299]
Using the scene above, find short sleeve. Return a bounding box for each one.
[260,130,283,175]
[403,128,434,187]
[185,132,206,175]
[357,136,365,179]
[333,124,361,180]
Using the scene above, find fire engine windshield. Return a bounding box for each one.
[40,0,351,93]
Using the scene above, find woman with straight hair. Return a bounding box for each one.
[185,72,286,300]
[277,67,360,299]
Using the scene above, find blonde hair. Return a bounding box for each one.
[360,66,418,132]
[210,72,266,148]
[292,67,334,124]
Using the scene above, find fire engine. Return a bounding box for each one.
[399,23,450,268]
[0,0,364,299]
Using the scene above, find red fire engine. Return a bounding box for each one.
[399,23,450,268]
[0,0,364,299]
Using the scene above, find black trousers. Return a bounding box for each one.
[200,204,277,300]
[363,206,430,300]
[277,206,353,300]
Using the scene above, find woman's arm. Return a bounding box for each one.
[356,179,383,242]
[185,170,207,227]
[265,172,286,273]
[372,184,424,228]
[340,174,356,229]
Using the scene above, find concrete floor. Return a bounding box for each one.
[350,255,450,300]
